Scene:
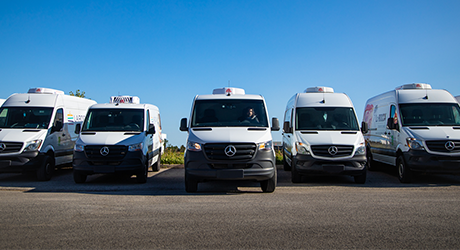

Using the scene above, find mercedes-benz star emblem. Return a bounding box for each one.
[100,146,110,156]
[445,141,455,151]
[0,143,5,152]
[328,146,338,156]
[224,145,237,157]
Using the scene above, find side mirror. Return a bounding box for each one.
[147,124,156,134]
[271,118,280,131]
[283,121,292,133]
[180,118,188,132]
[75,124,81,134]
[52,121,63,133]
[361,121,368,134]
[387,118,395,130]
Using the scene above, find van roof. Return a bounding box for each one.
[296,92,353,107]
[89,103,159,110]
[398,89,456,104]
[195,93,264,101]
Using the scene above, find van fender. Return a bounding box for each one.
[41,145,55,157]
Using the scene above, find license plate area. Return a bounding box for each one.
[217,169,244,179]
[323,164,344,174]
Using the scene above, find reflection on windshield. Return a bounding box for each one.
[295,107,359,131]
[0,107,53,129]
[191,99,268,127]
[399,103,460,126]
[82,109,144,132]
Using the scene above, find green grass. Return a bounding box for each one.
[161,148,184,165]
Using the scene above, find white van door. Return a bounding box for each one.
[382,104,399,165]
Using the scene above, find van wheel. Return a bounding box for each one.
[283,152,291,171]
[152,153,161,172]
[36,155,54,181]
[291,164,302,183]
[366,149,376,171]
[136,161,148,184]
[354,170,367,184]
[397,155,412,183]
[73,171,87,184]
[261,169,277,193]
[185,172,198,193]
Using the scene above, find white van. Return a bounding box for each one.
[282,87,367,183]
[180,87,280,193]
[0,87,96,180]
[363,83,460,183]
[455,95,460,103]
[73,96,163,184]
[0,99,5,106]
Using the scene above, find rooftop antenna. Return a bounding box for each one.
[320,93,325,104]
[423,88,428,100]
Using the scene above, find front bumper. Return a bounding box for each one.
[293,154,366,176]
[0,151,43,173]
[185,149,276,182]
[403,150,460,174]
[73,151,145,175]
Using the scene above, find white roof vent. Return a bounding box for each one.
[110,96,140,104]
[396,83,432,90]
[28,88,64,94]
[305,86,334,93]
[212,87,245,95]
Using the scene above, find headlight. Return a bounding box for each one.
[355,145,366,155]
[74,143,84,152]
[295,142,310,155]
[187,141,202,151]
[406,138,425,150]
[128,142,143,152]
[258,141,273,151]
[23,140,42,152]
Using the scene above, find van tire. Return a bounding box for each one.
[354,170,367,184]
[291,164,302,183]
[261,170,277,193]
[185,172,198,193]
[136,161,148,184]
[283,152,291,171]
[152,153,161,172]
[397,155,412,183]
[366,148,379,171]
[73,171,87,183]
[36,155,54,181]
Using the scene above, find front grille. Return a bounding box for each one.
[311,145,354,157]
[0,142,24,153]
[84,145,128,160]
[426,140,460,153]
[204,143,256,160]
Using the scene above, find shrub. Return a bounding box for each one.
[161,148,184,165]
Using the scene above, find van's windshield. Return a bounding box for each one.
[399,103,460,126]
[295,107,359,131]
[82,109,144,132]
[191,99,268,127]
[0,107,53,129]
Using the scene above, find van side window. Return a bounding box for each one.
[284,108,292,124]
[53,108,64,131]
[146,110,150,130]
[389,105,399,129]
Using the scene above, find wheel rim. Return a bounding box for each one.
[398,161,404,179]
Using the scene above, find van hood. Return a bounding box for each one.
[0,128,47,143]
[188,127,272,144]
[77,132,144,146]
[404,127,460,141]
[295,131,364,146]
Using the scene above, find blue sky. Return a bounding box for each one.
[1,0,460,146]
